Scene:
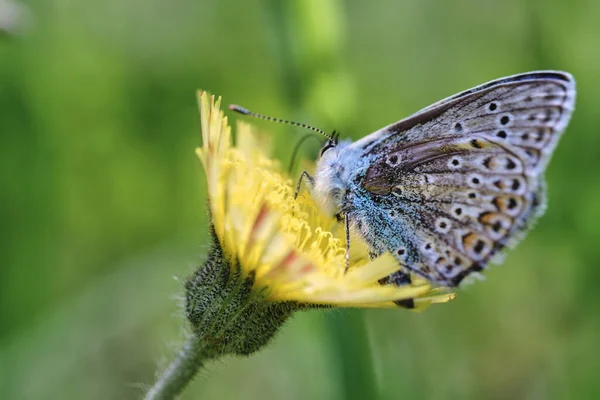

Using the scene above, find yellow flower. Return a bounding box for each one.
[196,91,454,310]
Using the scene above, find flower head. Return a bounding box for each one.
[196,91,454,310]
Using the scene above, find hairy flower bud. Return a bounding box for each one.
[185,227,299,356]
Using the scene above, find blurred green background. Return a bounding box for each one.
[2,0,600,399]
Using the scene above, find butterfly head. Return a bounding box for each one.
[314,135,355,218]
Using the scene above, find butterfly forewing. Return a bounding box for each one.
[358,72,575,286]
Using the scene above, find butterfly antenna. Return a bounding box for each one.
[228,104,334,142]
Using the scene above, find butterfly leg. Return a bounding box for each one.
[294,171,315,199]
[295,171,351,272]
[344,214,350,272]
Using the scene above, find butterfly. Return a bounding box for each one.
[231,71,576,300]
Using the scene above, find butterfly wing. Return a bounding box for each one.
[356,71,575,173]
[357,71,575,286]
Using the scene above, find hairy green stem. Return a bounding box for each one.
[144,336,206,400]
